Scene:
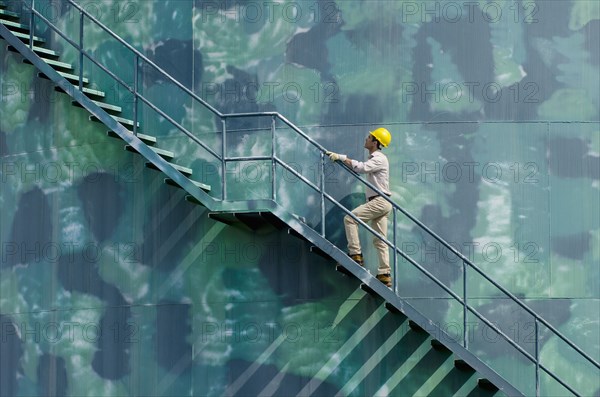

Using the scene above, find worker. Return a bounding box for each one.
[326,128,393,288]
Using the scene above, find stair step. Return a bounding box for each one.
[454,359,474,372]
[335,264,356,278]
[79,86,105,98]
[90,114,138,128]
[152,148,173,160]
[125,145,174,160]
[287,227,309,242]
[9,44,60,58]
[0,9,19,20]
[107,129,156,145]
[73,99,121,113]
[0,19,29,31]
[145,161,192,177]
[25,57,73,71]
[384,302,402,314]
[309,245,330,259]
[359,283,378,296]
[10,30,45,44]
[164,178,211,192]
[477,378,499,391]
[57,71,89,84]
[207,212,276,231]
[55,84,105,98]
[184,195,204,206]
[408,320,425,333]
[40,70,89,84]
[430,339,451,353]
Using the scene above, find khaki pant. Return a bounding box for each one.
[344,196,393,275]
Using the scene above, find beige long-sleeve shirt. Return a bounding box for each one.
[350,150,391,200]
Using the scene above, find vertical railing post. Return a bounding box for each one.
[271,116,276,201]
[221,118,227,200]
[535,318,540,397]
[133,55,139,137]
[463,259,468,348]
[78,8,84,92]
[392,209,397,294]
[320,151,325,237]
[28,0,35,50]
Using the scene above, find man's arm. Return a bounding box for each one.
[326,151,353,166]
[326,151,381,172]
[352,155,384,173]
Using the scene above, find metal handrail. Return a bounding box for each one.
[60,0,224,118]
[275,148,593,396]
[12,1,599,394]
[269,112,600,369]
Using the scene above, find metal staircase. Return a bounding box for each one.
[1,1,598,395]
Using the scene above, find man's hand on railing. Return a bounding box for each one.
[325,151,347,162]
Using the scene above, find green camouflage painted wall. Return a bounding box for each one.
[1,0,598,395]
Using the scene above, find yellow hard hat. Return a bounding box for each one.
[370,128,392,147]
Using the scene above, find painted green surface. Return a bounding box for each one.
[1,0,598,395]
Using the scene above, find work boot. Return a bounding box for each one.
[349,253,364,266]
[376,273,392,288]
